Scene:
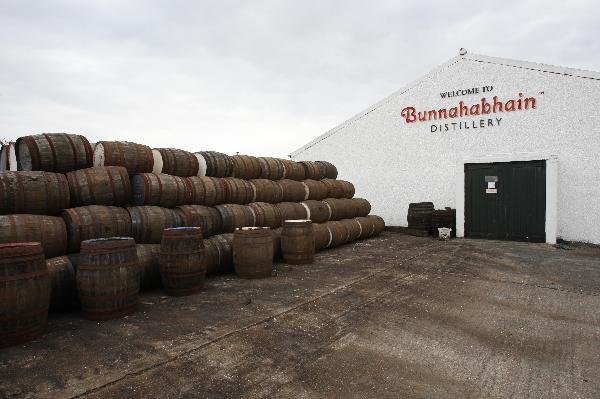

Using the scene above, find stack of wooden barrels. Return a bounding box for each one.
[431,208,456,238]
[0,132,385,346]
[406,202,435,236]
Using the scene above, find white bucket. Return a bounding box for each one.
[438,227,452,240]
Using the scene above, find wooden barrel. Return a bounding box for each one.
[46,256,77,311]
[316,161,338,179]
[301,179,328,201]
[0,144,8,171]
[62,206,132,252]
[249,179,284,203]
[354,217,375,239]
[275,202,308,224]
[277,179,306,202]
[322,198,354,221]
[67,166,131,207]
[0,215,67,258]
[300,200,330,223]
[248,202,282,228]
[215,204,255,233]
[432,208,456,238]
[77,237,140,320]
[340,219,362,242]
[187,176,228,206]
[136,244,162,290]
[204,237,221,274]
[0,242,50,348]
[352,198,371,217]
[223,177,254,204]
[407,202,434,234]
[313,223,332,250]
[231,155,262,179]
[159,227,206,296]
[131,173,192,207]
[152,148,199,177]
[280,159,306,181]
[328,221,350,247]
[15,133,93,173]
[299,161,326,180]
[93,141,154,174]
[127,206,185,244]
[281,220,315,265]
[0,171,70,215]
[258,157,285,180]
[368,215,385,235]
[209,234,234,273]
[233,227,273,279]
[271,227,282,260]
[195,151,233,177]
[321,179,355,199]
[176,205,223,237]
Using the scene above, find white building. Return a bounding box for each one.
[291,51,600,244]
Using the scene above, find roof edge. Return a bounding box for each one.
[290,52,600,157]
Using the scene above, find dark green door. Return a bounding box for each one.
[465,160,546,242]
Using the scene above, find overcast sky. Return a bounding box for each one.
[1,0,598,157]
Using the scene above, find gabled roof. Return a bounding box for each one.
[290,52,600,157]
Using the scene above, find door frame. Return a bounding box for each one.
[455,153,558,244]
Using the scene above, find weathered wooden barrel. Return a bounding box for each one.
[322,198,354,221]
[131,173,192,207]
[407,202,434,234]
[0,144,8,171]
[249,179,284,203]
[136,244,162,290]
[204,237,221,274]
[280,159,306,181]
[0,171,70,215]
[176,205,223,237]
[258,157,285,180]
[93,141,154,174]
[355,217,375,239]
[209,233,234,273]
[277,179,306,202]
[271,227,282,260]
[0,242,50,348]
[300,200,330,223]
[159,227,206,296]
[231,154,262,179]
[275,202,308,224]
[321,179,355,199]
[313,223,332,250]
[340,219,362,242]
[76,237,140,320]
[67,166,131,207]
[233,227,273,279]
[316,161,338,179]
[195,151,233,177]
[352,198,372,217]
[46,256,77,311]
[215,204,255,233]
[223,177,254,204]
[152,148,200,177]
[0,215,67,258]
[62,205,132,252]
[15,133,93,173]
[368,215,386,235]
[281,220,315,265]
[299,161,326,180]
[432,208,456,238]
[127,206,185,244]
[328,221,350,247]
[301,179,328,200]
[186,176,228,206]
[248,202,282,228]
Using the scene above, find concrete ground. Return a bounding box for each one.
[1,232,599,399]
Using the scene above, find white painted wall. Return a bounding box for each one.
[291,54,600,244]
